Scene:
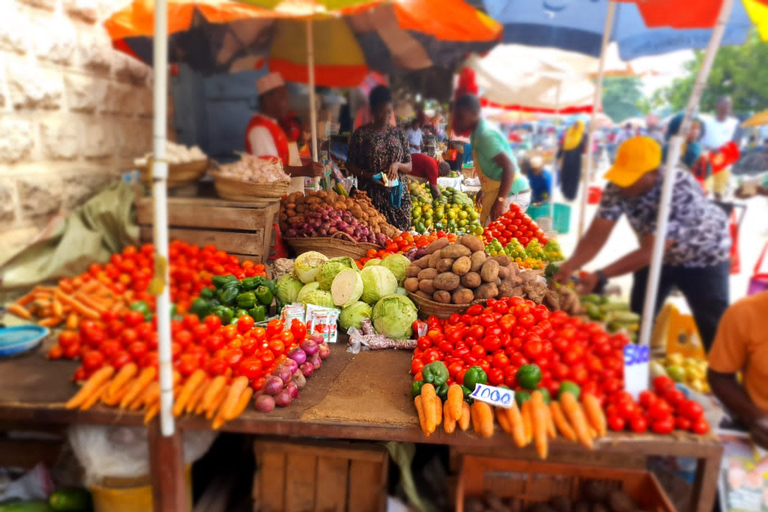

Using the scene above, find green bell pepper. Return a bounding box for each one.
[212,274,238,289]
[130,300,150,316]
[236,291,257,309]
[234,308,250,319]
[199,287,215,299]
[461,385,472,400]
[189,298,210,318]
[463,366,487,392]
[212,306,234,325]
[249,305,266,322]
[422,361,449,386]
[411,381,424,398]
[436,382,449,401]
[217,284,240,306]
[255,285,274,306]
[241,276,265,291]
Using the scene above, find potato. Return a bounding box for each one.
[425,238,450,254]
[491,255,512,267]
[406,265,421,278]
[433,290,452,303]
[429,250,443,269]
[404,277,420,293]
[481,260,500,283]
[459,234,484,253]
[452,256,472,276]
[498,279,519,297]
[441,244,472,259]
[414,255,431,269]
[415,290,432,300]
[435,258,454,273]
[419,279,436,295]
[461,272,482,289]
[475,283,499,300]
[434,272,461,291]
[470,251,487,272]
[418,268,439,281]
[497,266,511,280]
[452,287,475,304]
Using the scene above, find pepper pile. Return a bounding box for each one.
[189,275,275,324]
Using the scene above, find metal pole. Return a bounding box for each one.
[577,0,616,238]
[152,0,175,436]
[638,0,736,348]
[307,19,320,190]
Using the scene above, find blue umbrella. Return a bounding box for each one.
[482,0,753,59]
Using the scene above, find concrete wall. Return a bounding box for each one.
[0,0,152,262]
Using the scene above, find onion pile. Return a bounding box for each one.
[283,206,389,246]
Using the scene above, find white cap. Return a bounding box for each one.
[256,72,285,95]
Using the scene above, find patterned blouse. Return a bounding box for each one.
[597,167,730,268]
[348,125,411,175]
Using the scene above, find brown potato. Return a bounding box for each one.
[414,255,431,269]
[475,283,499,300]
[481,259,500,283]
[433,290,452,303]
[452,287,475,304]
[498,279,519,298]
[461,272,482,289]
[434,272,460,291]
[436,258,455,273]
[497,266,511,280]
[452,256,472,276]
[425,238,450,254]
[406,265,421,278]
[470,251,487,272]
[419,279,436,295]
[428,250,443,269]
[404,277,420,293]
[417,268,438,281]
[415,290,432,300]
[491,255,512,267]
[441,244,472,259]
[458,234,484,253]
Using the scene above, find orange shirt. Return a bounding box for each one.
[708,291,768,413]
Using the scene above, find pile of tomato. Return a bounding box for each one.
[482,204,548,248]
[410,296,628,404]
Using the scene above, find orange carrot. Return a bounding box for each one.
[434,395,443,426]
[80,382,109,411]
[471,401,494,438]
[52,298,63,318]
[415,396,430,436]
[506,402,527,447]
[495,407,512,434]
[82,280,100,294]
[107,363,138,400]
[521,400,533,445]
[186,378,209,414]
[444,401,457,434]
[102,379,134,406]
[200,376,226,413]
[131,382,159,411]
[59,280,74,294]
[561,393,594,450]
[8,304,32,320]
[582,393,607,438]
[221,376,249,421]
[56,290,100,320]
[447,384,464,421]
[459,402,471,431]
[144,403,159,424]
[229,388,253,420]
[420,384,437,434]
[120,367,157,409]
[206,385,229,421]
[65,313,79,331]
[173,369,206,416]
[550,402,577,441]
[75,293,108,314]
[66,366,115,409]
[15,291,36,306]
[38,317,63,327]
[531,391,549,460]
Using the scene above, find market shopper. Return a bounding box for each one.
[405,119,423,154]
[702,96,740,200]
[663,113,710,190]
[410,153,445,199]
[347,85,413,231]
[558,120,587,201]
[452,94,520,225]
[552,137,731,351]
[525,156,553,204]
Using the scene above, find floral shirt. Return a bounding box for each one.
[597,167,730,268]
[348,125,411,175]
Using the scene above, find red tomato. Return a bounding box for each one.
[268,339,285,358]
[649,399,673,421]
[638,390,657,409]
[675,417,692,431]
[237,315,255,334]
[411,358,425,375]
[678,400,704,421]
[616,400,639,420]
[58,331,80,349]
[111,351,132,369]
[222,348,244,367]
[607,415,626,432]
[487,368,504,386]
[417,337,431,351]
[220,324,237,341]
[468,325,485,340]
[99,340,121,358]
[266,319,284,338]
[522,340,543,360]
[207,358,228,376]
[664,388,686,407]
[123,311,145,327]
[290,320,307,341]
[482,336,502,353]
[492,352,510,370]
[73,367,88,382]
[48,345,64,360]
[630,416,649,434]
[82,351,105,371]
[651,417,675,435]
[691,418,710,435]
[174,330,193,348]
[518,314,535,329]
[193,323,211,341]
[653,376,675,394]
[238,357,263,380]
[127,341,148,361]
[182,314,200,330]
[177,354,200,376]
[279,330,296,347]
[204,315,222,332]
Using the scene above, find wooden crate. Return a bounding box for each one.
[252,437,389,512]
[456,457,675,512]
[136,196,280,263]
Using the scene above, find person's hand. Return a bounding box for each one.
[750,416,768,450]
[305,161,324,178]
[489,198,506,222]
[475,189,484,207]
[575,272,600,295]
[387,162,399,183]
[551,261,576,287]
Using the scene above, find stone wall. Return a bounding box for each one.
[0,0,152,263]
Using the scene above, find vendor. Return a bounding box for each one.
[410,153,446,199]
[245,72,323,186]
[452,94,520,225]
[708,291,768,447]
[552,137,731,351]
[347,85,413,231]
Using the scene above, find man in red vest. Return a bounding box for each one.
[245,72,322,181]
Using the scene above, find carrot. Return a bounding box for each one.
[212,406,227,430]
[582,393,607,438]
[82,280,100,294]
[206,385,229,420]
[531,391,549,460]
[102,379,134,406]
[144,403,159,424]
[471,401,494,438]
[229,388,253,420]
[414,396,430,436]
[59,280,74,294]
[200,376,226,413]
[38,317,63,327]
[444,401,457,434]
[220,376,249,421]
[71,276,84,289]
[186,378,209,414]
[420,384,437,434]
[521,400,533,445]
[495,407,512,434]
[16,291,36,306]
[131,382,159,411]
[447,384,464,421]
[173,369,207,416]
[120,367,157,409]
[52,298,63,318]
[107,363,138,400]
[434,396,443,426]
[75,293,108,314]
[66,366,116,409]
[560,393,594,450]
[506,401,528,447]
[80,382,109,411]
[550,402,577,441]
[8,304,32,320]
[56,290,100,320]
[459,402,471,431]
[65,313,79,331]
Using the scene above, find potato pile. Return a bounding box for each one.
[464,483,648,512]
[404,236,537,305]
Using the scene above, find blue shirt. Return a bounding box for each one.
[529,170,553,203]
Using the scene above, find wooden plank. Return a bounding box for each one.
[284,454,317,512]
[348,457,387,512]
[148,422,188,512]
[256,452,286,512]
[0,439,63,469]
[136,195,279,213]
[136,199,272,231]
[314,457,348,512]
[690,448,722,512]
[140,227,264,257]
[256,440,388,463]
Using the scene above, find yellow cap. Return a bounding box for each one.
[604,136,662,187]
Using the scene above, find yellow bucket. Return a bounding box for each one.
[90,465,192,512]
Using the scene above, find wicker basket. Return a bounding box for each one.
[284,232,381,259]
[138,160,208,189]
[211,171,290,201]
[406,291,484,319]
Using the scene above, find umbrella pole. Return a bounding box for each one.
[152,0,176,437]
[307,19,320,191]
[577,0,616,238]
[638,0,735,349]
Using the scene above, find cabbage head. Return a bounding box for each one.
[339,301,372,331]
[294,251,328,284]
[300,288,335,308]
[360,266,397,305]
[364,259,381,267]
[381,254,411,285]
[317,256,358,290]
[296,282,320,303]
[275,274,303,304]
[371,295,418,339]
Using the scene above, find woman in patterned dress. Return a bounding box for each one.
[346,86,413,231]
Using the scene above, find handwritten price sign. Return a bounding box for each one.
[624,344,650,399]
[470,384,514,409]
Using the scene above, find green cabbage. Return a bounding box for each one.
[331,269,364,307]
[371,295,418,339]
[360,266,397,305]
[275,274,304,304]
[294,251,329,284]
[317,256,358,290]
[381,254,411,285]
[300,289,335,308]
[364,258,381,267]
[339,301,372,331]
[296,282,320,303]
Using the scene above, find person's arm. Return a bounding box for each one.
[287,162,323,177]
[551,217,616,285]
[488,152,516,220]
[709,370,768,447]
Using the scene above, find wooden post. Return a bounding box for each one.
[148,421,188,512]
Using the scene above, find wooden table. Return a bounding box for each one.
[0,341,723,512]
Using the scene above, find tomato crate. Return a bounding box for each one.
[456,457,675,512]
[252,437,389,512]
[135,195,279,264]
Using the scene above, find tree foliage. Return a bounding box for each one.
[601,76,644,123]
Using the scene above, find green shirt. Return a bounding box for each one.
[471,119,520,197]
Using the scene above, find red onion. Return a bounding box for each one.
[300,362,314,378]
[263,376,283,396]
[301,339,320,356]
[292,370,307,389]
[285,229,298,238]
[309,352,322,370]
[274,390,292,407]
[273,366,292,384]
[254,394,275,413]
[288,348,307,366]
[285,381,299,399]
[318,342,330,360]
[336,221,348,229]
[282,358,298,374]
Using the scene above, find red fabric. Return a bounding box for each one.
[244,114,289,164]
[710,141,740,173]
[410,153,439,186]
[280,113,301,143]
[617,0,722,28]
[480,97,596,114]
[730,209,741,275]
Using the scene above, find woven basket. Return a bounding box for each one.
[138,160,208,189]
[284,232,381,259]
[211,170,290,201]
[407,291,485,319]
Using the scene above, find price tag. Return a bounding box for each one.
[469,383,514,409]
[623,344,650,400]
